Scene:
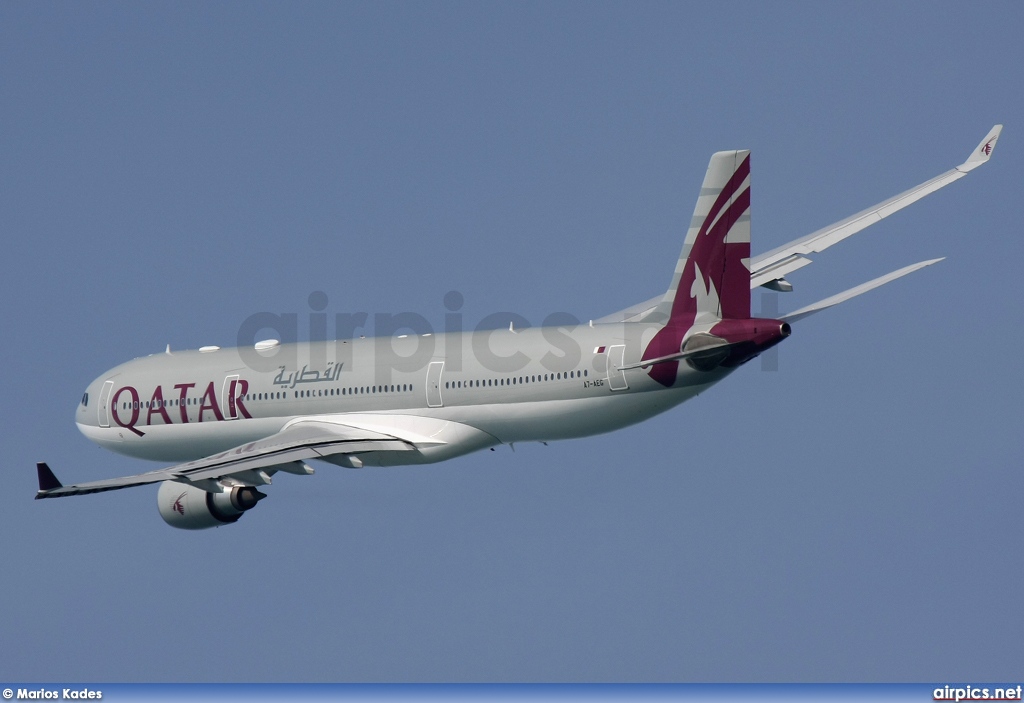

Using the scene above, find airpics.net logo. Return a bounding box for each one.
[230,289,788,383]
[934,684,1023,701]
[235,289,606,383]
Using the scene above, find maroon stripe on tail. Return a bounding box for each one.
[706,186,751,320]
[697,154,750,240]
[643,154,752,387]
[666,165,751,326]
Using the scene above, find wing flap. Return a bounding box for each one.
[749,254,814,288]
[179,440,412,484]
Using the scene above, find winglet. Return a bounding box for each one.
[36,462,63,497]
[959,124,1002,172]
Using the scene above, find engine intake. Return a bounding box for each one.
[157,481,266,530]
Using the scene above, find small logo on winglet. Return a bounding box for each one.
[982,139,995,156]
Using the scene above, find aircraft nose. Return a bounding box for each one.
[76,389,90,423]
[75,379,101,427]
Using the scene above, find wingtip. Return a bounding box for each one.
[961,124,1003,171]
[36,462,63,497]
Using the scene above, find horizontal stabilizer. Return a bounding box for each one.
[781,258,943,323]
[617,342,740,371]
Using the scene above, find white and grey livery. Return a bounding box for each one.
[37,126,1003,529]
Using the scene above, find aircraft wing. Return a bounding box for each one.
[597,125,1001,323]
[750,124,1001,289]
[35,416,447,499]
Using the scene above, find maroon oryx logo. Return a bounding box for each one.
[983,139,995,156]
[172,492,187,515]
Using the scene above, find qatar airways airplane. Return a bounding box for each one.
[36,126,1002,529]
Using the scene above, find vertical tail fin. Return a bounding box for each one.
[649,150,751,326]
[640,150,752,386]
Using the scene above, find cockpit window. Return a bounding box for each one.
[81,392,89,407]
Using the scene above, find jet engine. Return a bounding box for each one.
[157,481,267,530]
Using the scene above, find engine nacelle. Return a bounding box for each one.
[157,481,267,530]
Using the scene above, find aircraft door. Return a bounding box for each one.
[222,375,241,419]
[97,380,114,427]
[606,345,629,391]
[426,361,444,408]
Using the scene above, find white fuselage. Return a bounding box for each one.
[75,322,731,465]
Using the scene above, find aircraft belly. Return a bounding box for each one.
[429,384,710,443]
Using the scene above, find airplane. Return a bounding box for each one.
[36,125,1003,529]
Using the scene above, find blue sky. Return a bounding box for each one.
[1,1,1022,682]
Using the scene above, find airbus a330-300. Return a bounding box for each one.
[36,126,1003,529]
